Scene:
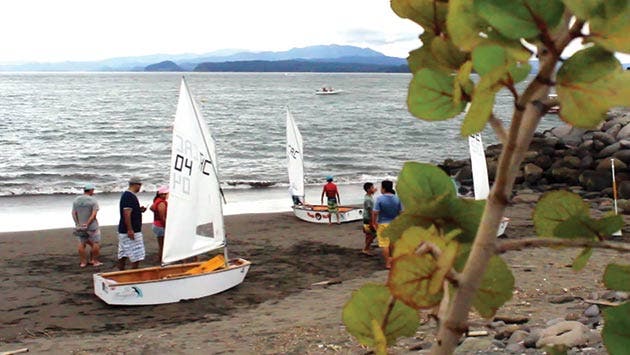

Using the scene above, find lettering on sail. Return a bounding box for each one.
[173,133,213,196]
[287,144,300,159]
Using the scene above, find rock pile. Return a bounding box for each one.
[440,109,630,201]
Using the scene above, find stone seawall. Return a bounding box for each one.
[440,109,630,203]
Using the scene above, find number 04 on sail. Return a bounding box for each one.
[93,78,250,305]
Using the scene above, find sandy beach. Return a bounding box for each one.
[1,197,629,354]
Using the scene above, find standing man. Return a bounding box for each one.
[372,180,402,269]
[361,182,376,256]
[117,176,147,270]
[320,175,341,224]
[71,183,102,268]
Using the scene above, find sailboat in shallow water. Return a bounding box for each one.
[286,108,363,223]
[468,133,509,236]
[93,78,250,305]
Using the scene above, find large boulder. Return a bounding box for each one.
[593,131,617,145]
[612,149,630,164]
[524,163,544,184]
[579,170,612,191]
[596,142,621,158]
[618,181,630,199]
[606,123,622,138]
[562,156,581,169]
[551,167,579,185]
[616,122,630,140]
[551,125,585,146]
[596,157,627,171]
[534,155,554,170]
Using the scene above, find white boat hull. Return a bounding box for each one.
[498,217,509,236]
[315,90,343,95]
[93,258,250,305]
[292,205,363,224]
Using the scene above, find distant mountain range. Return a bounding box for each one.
[0,45,408,73]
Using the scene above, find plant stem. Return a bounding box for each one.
[496,238,630,253]
[430,19,584,355]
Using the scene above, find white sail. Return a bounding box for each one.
[162,78,225,264]
[468,133,490,200]
[286,108,304,198]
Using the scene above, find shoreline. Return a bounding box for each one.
[0,183,367,233]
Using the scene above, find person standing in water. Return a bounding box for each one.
[150,185,169,262]
[321,175,341,224]
[372,180,402,269]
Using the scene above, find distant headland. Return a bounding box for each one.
[0,44,409,73]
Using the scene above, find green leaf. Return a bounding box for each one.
[388,254,444,309]
[397,162,457,216]
[391,0,448,33]
[472,255,515,318]
[556,46,630,128]
[533,191,590,238]
[393,225,447,258]
[588,215,625,237]
[508,62,532,84]
[484,31,533,62]
[408,68,468,120]
[343,284,420,347]
[462,88,497,136]
[449,198,485,243]
[429,241,459,295]
[447,0,487,51]
[564,0,630,53]
[408,33,452,73]
[453,61,474,106]
[572,247,593,271]
[382,213,434,245]
[474,0,565,40]
[472,45,509,76]
[561,0,602,19]
[430,36,469,70]
[604,264,630,291]
[553,215,598,239]
[602,302,630,355]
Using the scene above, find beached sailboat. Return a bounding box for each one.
[468,133,509,236]
[93,78,250,305]
[286,108,362,224]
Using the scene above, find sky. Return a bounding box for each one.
[0,0,421,63]
[1,0,627,64]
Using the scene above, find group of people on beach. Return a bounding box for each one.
[314,176,403,268]
[72,174,401,270]
[70,177,169,270]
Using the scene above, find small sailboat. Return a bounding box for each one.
[93,78,250,305]
[286,108,362,223]
[468,133,509,236]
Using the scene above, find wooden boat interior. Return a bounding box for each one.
[98,257,249,285]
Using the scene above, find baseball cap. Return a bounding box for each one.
[128,176,143,185]
[326,175,333,181]
[84,183,95,191]
[158,185,170,194]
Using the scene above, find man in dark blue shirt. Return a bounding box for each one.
[117,176,147,270]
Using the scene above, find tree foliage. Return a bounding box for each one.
[343,0,630,353]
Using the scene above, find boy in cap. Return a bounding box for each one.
[71,183,102,267]
[320,175,341,224]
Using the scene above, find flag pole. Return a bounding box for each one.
[611,158,622,237]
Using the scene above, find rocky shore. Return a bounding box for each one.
[441,109,630,207]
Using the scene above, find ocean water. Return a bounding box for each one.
[0,72,561,232]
